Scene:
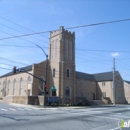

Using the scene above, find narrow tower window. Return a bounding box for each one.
[52,68,55,77]
[51,41,54,59]
[69,41,72,60]
[65,39,68,59]
[66,69,70,78]
[55,40,58,58]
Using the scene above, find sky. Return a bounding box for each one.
[0,0,130,81]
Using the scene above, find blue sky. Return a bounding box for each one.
[0,0,130,81]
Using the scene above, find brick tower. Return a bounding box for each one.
[48,26,75,103]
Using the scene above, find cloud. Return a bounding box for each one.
[111,52,120,57]
[0,64,9,68]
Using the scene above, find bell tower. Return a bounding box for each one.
[48,26,75,103]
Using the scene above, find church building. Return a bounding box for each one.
[0,26,129,105]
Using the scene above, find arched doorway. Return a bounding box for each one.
[65,86,71,103]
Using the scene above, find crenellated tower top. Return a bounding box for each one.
[50,26,75,39]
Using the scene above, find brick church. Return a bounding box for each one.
[0,26,129,105]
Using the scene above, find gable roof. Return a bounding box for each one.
[75,71,120,82]
[93,71,113,82]
[124,80,130,84]
[75,71,96,81]
[0,65,32,78]
[93,71,121,82]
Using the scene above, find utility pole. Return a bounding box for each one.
[113,58,115,105]
[35,44,48,107]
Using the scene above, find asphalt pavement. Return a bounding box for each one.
[0,101,130,130]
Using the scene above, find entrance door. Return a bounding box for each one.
[52,91,56,96]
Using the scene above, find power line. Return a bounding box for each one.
[0,67,11,70]
[0,29,48,54]
[0,60,113,78]
[0,66,114,82]
[0,15,48,39]
[116,61,130,71]
[76,49,130,53]
[0,18,130,41]
[0,57,29,66]
[116,58,130,60]
[0,21,48,43]
[1,44,130,54]
[66,18,130,30]
[76,56,112,65]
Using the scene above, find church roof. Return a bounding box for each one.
[75,71,96,81]
[75,71,120,82]
[92,71,114,81]
[124,80,130,84]
[0,65,32,78]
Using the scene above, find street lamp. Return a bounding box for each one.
[35,44,48,107]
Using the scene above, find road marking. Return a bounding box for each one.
[110,127,119,130]
[17,108,24,110]
[116,113,121,114]
[9,108,16,111]
[24,108,32,110]
[95,115,119,120]
[89,122,118,130]
[92,111,102,113]
[1,108,7,111]
[69,112,119,120]
[110,114,130,119]
[31,108,41,110]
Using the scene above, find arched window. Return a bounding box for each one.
[69,41,72,60]
[27,76,32,96]
[19,78,23,95]
[0,82,1,91]
[28,76,32,84]
[3,81,6,96]
[65,86,70,97]
[13,79,16,95]
[55,39,58,58]
[3,81,5,88]
[7,80,10,95]
[65,39,68,59]
[51,41,54,59]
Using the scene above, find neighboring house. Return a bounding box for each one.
[0,26,129,105]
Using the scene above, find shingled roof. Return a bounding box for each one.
[0,65,32,78]
[75,71,120,82]
[75,71,96,81]
[124,80,130,84]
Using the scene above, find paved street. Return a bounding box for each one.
[0,102,130,130]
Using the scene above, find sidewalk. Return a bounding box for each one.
[0,100,89,109]
[0,99,129,110]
